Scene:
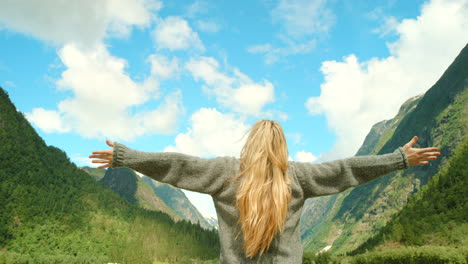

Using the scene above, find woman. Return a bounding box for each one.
[89,120,440,263]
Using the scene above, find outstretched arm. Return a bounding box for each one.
[293,136,440,199]
[89,140,238,195]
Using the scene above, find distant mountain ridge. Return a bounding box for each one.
[97,166,215,230]
[141,176,216,230]
[300,44,468,254]
[356,94,424,156]
[79,166,105,180]
[204,215,219,230]
[99,167,182,221]
[81,164,216,230]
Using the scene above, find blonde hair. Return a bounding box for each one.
[228,120,292,258]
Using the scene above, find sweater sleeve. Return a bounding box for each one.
[111,142,238,196]
[291,147,409,199]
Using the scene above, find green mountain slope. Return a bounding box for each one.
[99,167,182,221]
[300,94,425,253]
[141,176,216,230]
[79,166,105,180]
[356,94,424,156]
[352,136,467,254]
[300,44,468,255]
[82,165,214,230]
[300,93,424,250]
[0,87,220,263]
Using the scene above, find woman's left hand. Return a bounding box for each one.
[89,140,114,169]
[402,136,441,166]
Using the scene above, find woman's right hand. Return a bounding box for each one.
[402,136,440,166]
[89,140,115,169]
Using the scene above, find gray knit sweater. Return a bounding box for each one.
[112,143,409,263]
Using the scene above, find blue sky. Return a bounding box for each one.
[1,0,467,218]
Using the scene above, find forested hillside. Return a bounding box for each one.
[99,167,182,222]
[352,136,467,254]
[142,176,216,230]
[81,164,215,230]
[299,93,425,254]
[0,87,220,263]
[300,44,468,255]
[79,166,105,180]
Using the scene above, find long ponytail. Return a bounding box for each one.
[229,120,291,258]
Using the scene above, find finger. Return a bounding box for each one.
[420,152,441,156]
[416,147,439,153]
[407,136,418,148]
[418,160,429,165]
[92,150,112,155]
[97,164,111,169]
[92,159,110,163]
[420,156,439,161]
[403,136,416,150]
[89,154,112,158]
[106,140,114,147]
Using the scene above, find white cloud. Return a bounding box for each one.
[271,0,335,38]
[148,54,180,79]
[247,39,316,65]
[71,155,95,167]
[287,132,302,145]
[0,0,160,48]
[185,1,220,33]
[249,0,331,64]
[27,44,184,141]
[294,151,318,163]
[196,20,221,33]
[165,108,249,157]
[185,57,275,116]
[152,16,204,52]
[182,190,217,220]
[185,0,210,18]
[306,0,468,160]
[261,110,289,121]
[372,16,399,37]
[138,90,185,134]
[26,108,70,133]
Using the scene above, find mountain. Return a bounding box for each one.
[204,216,219,230]
[79,166,105,180]
[141,176,215,230]
[351,136,467,254]
[299,94,425,254]
[355,94,424,156]
[300,44,468,255]
[0,87,220,263]
[83,162,216,230]
[99,167,182,221]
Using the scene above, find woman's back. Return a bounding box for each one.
[212,157,306,264]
